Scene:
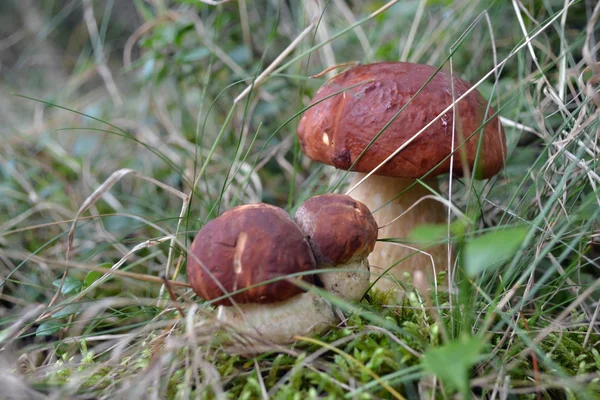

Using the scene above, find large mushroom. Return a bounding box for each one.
[297,62,506,291]
[294,194,378,301]
[186,203,335,345]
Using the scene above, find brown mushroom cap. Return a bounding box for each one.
[187,203,317,306]
[297,62,506,179]
[294,194,378,266]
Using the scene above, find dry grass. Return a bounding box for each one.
[1,0,599,398]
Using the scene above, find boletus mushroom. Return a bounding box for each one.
[294,194,377,301]
[297,62,506,291]
[186,203,335,345]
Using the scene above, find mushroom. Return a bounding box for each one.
[186,203,335,345]
[294,194,378,301]
[297,62,506,291]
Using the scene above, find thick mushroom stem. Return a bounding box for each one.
[347,173,450,292]
[318,256,370,302]
[216,292,335,345]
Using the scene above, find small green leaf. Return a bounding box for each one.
[54,304,82,318]
[422,336,484,395]
[84,270,103,287]
[179,48,210,63]
[174,23,194,46]
[36,321,62,337]
[464,226,528,277]
[53,276,83,295]
[133,0,154,22]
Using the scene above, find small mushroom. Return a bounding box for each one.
[186,203,335,345]
[297,62,506,291]
[294,194,378,302]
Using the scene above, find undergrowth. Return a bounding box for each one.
[1,0,599,398]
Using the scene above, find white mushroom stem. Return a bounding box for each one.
[347,173,450,292]
[318,257,370,302]
[216,291,335,345]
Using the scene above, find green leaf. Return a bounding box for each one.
[464,226,528,277]
[174,23,194,46]
[133,0,154,22]
[53,276,83,295]
[84,270,103,288]
[421,336,485,395]
[36,321,62,337]
[54,304,82,318]
[179,47,210,63]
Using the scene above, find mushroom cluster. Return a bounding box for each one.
[186,61,507,345]
[186,195,377,345]
[297,62,506,291]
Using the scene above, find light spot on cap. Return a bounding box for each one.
[322,132,330,146]
[233,232,248,275]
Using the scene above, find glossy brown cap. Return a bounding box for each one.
[294,194,378,265]
[187,204,317,306]
[297,62,506,179]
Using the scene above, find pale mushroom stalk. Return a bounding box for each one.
[217,291,334,345]
[347,173,448,291]
[315,256,371,301]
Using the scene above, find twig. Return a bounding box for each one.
[310,61,359,79]
[161,273,187,318]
